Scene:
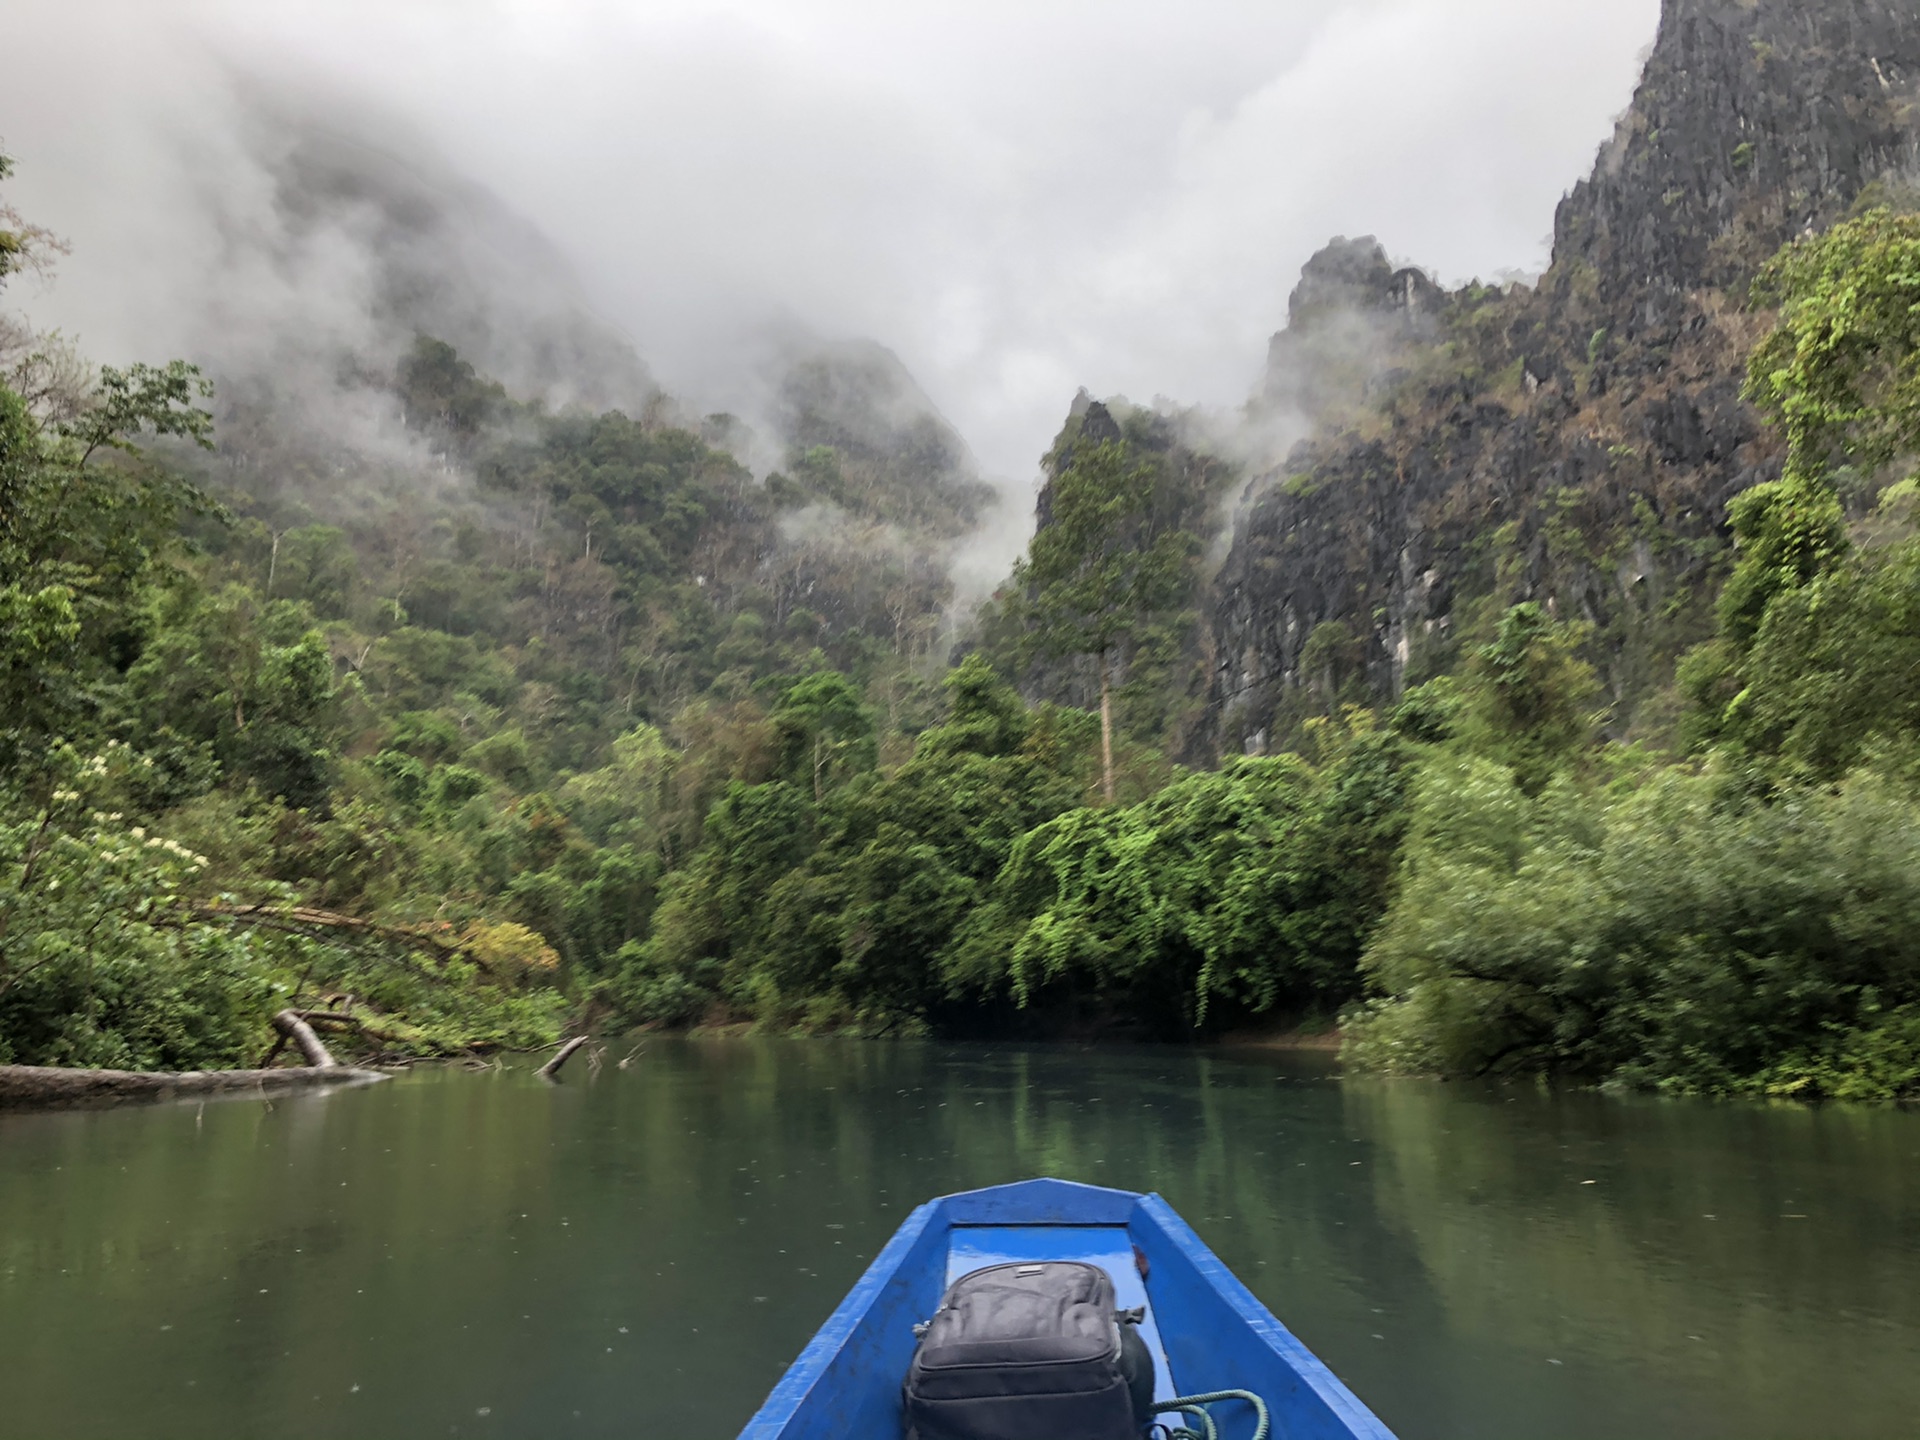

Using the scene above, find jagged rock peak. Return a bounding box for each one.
[1257,238,1442,422]
[1552,0,1920,326]
[1077,399,1124,447]
[1285,236,1442,332]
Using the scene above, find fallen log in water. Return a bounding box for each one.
[272,1008,339,1068]
[256,1007,423,1068]
[0,1063,386,1110]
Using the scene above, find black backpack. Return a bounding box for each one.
[902,1260,1155,1440]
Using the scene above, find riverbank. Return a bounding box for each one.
[1213,1023,1344,1054]
[664,1014,1349,1052]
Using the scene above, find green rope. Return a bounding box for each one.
[1153,1405,1218,1440]
[1151,1388,1271,1440]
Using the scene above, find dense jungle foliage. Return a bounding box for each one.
[7,128,1920,1100]
[1348,208,1920,1101]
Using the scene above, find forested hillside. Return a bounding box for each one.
[7,0,1920,1100]
[0,128,987,1067]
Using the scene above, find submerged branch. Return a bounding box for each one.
[537,1035,590,1080]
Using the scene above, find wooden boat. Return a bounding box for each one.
[741,1177,1399,1440]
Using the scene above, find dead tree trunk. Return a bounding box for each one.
[272,1009,339,1069]
[1099,649,1116,806]
[538,1035,590,1080]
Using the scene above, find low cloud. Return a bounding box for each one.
[2,0,1660,581]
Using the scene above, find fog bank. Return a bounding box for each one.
[2,0,1660,551]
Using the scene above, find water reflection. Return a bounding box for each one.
[0,1040,1915,1439]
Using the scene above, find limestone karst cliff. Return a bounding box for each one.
[1197,0,1920,753]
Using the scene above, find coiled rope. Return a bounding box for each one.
[1150,1388,1271,1440]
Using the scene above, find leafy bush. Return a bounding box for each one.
[1348,758,1920,1098]
[948,728,1413,1032]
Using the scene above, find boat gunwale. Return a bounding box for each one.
[741,1197,943,1438]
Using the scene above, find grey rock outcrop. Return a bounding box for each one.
[1209,0,1920,754]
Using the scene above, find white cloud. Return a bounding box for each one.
[1,0,1660,498]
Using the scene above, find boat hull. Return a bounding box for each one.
[741,1178,1398,1440]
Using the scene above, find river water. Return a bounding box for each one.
[2,1039,1916,1439]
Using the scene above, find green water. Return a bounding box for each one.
[2,1040,1917,1439]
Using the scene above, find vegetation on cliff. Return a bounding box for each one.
[1349,210,1920,1100]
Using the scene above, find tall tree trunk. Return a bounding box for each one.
[1099,649,1115,806]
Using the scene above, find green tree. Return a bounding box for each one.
[397,335,507,445]
[0,153,217,780]
[1013,439,1196,802]
[766,659,1086,1026]
[0,147,65,289]
[605,657,1091,1032]
[0,374,216,777]
[772,671,874,802]
[0,743,272,1068]
[1745,208,1920,487]
[948,729,1412,1032]
[1682,485,1920,778]
[1459,603,1601,795]
[1349,759,1920,1100]
[126,589,339,808]
[59,361,214,465]
[617,779,817,1021]
[1683,211,1920,773]
[559,723,676,846]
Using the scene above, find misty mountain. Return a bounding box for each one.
[258,124,663,417]
[765,336,997,537]
[165,102,1003,678]
[181,103,669,531]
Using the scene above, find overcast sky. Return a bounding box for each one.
[2,0,1661,483]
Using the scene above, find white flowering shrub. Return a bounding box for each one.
[0,743,273,1067]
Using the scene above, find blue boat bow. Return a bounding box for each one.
[741,1177,1399,1440]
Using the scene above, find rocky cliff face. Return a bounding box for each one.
[1208,0,1920,754]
